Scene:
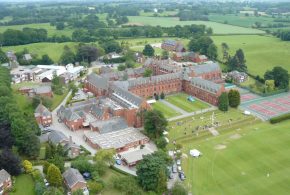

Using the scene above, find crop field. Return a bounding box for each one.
[0,23,74,37]
[127,16,265,34]
[165,93,210,112]
[152,101,181,118]
[2,42,77,62]
[167,109,290,195]
[212,35,290,76]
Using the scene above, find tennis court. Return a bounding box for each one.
[240,92,290,120]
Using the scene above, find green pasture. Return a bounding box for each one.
[2,42,77,62]
[152,101,181,118]
[212,35,290,76]
[165,93,210,113]
[209,14,275,28]
[167,109,290,195]
[127,16,265,34]
[0,23,74,37]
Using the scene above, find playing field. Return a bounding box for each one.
[0,23,74,37]
[212,35,290,76]
[152,101,181,118]
[167,109,290,195]
[2,42,77,62]
[165,93,210,113]
[127,16,265,34]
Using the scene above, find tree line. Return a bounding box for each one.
[0,67,40,176]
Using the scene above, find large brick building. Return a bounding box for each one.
[173,52,208,63]
[161,40,185,52]
[34,104,52,126]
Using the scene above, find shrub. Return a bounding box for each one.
[270,113,290,124]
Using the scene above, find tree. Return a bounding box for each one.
[118,64,126,71]
[142,44,155,57]
[23,160,33,173]
[94,149,115,165]
[144,110,167,139]
[87,181,104,194]
[72,189,84,195]
[265,80,275,92]
[218,92,229,112]
[0,49,8,63]
[0,148,21,176]
[47,164,62,187]
[76,44,102,64]
[59,45,75,65]
[43,161,51,175]
[112,176,142,195]
[40,54,54,65]
[43,187,63,195]
[143,68,153,77]
[136,152,168,192]
[155,137,168,149]
[221,42,229,61]
[160,92,165,99]
[56,22,65,30]
[172,182,188,195]
[125,60,135,68]
[154,93,159,100]
[207,43,218,60]
[228,89,240,108]
[161,50,169,59]
[271,66,289,89]
[228,49,247,72]
[101,41,122,54]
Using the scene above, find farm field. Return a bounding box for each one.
[0,23,74,37]
[152,101,181,118]
[127,16,265,34]
[212,35,290,76]
[2,42,77,62]
[167,110,290,195]
[209,13,276,28]
[166,93,210,113]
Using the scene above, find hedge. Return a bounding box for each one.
[270,113,290,124]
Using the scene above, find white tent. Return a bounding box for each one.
[190,149,202,158]
[244,110,251,115]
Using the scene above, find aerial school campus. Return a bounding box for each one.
[1,1,290,195]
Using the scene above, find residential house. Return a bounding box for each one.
[29,86,53,97]
[57,106,85,131]
[64,136,81,158]
[63,168,88,194]
[48,130,69,146]
[34,104,52,126]
[0,169,12,195]
[23,54,32,62]
[226,71,248,84]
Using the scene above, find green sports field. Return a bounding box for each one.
[167,109,290,195]
[152,101,181,118]
[212,35,290,76]
[2,42,77,62]
[0,23,74,37]
[127,16,265,34]
[166,93,210,113]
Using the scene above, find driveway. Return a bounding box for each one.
[51,91,97,156]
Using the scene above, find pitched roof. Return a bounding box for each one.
[90,117,128,134]
[87,73,109,90]
[121,147,153,164]
[33,86,52,94]
[190,77,222,94]
[110,85,143,108]
[162,39,177,46]
[0,169,11,184]
[48,130,68,145]
[191,63,220,75]
[63,168,86,189]
[34,104,51,118]
[58,106,82,121]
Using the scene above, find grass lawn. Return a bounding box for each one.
[0,23,74,37]
[165,93,210,113]
[152,101,181,118]
[11,174,35,195]
[212,35,290,76]
[102,168,129,195]
[38,144,46,160]
[51,89,69,110]
[2,42,77,62]
[239,76,265,93]
[167,109,290,195]
[126,16,265,34]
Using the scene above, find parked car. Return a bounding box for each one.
[83,172,91,180]
[172,164,177,173]
[179,171,186,181]
[176,159,181,165]
[44,179,49,187]
[168,171,174,179]
[116,159,122,165]
[177,166,182,172]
